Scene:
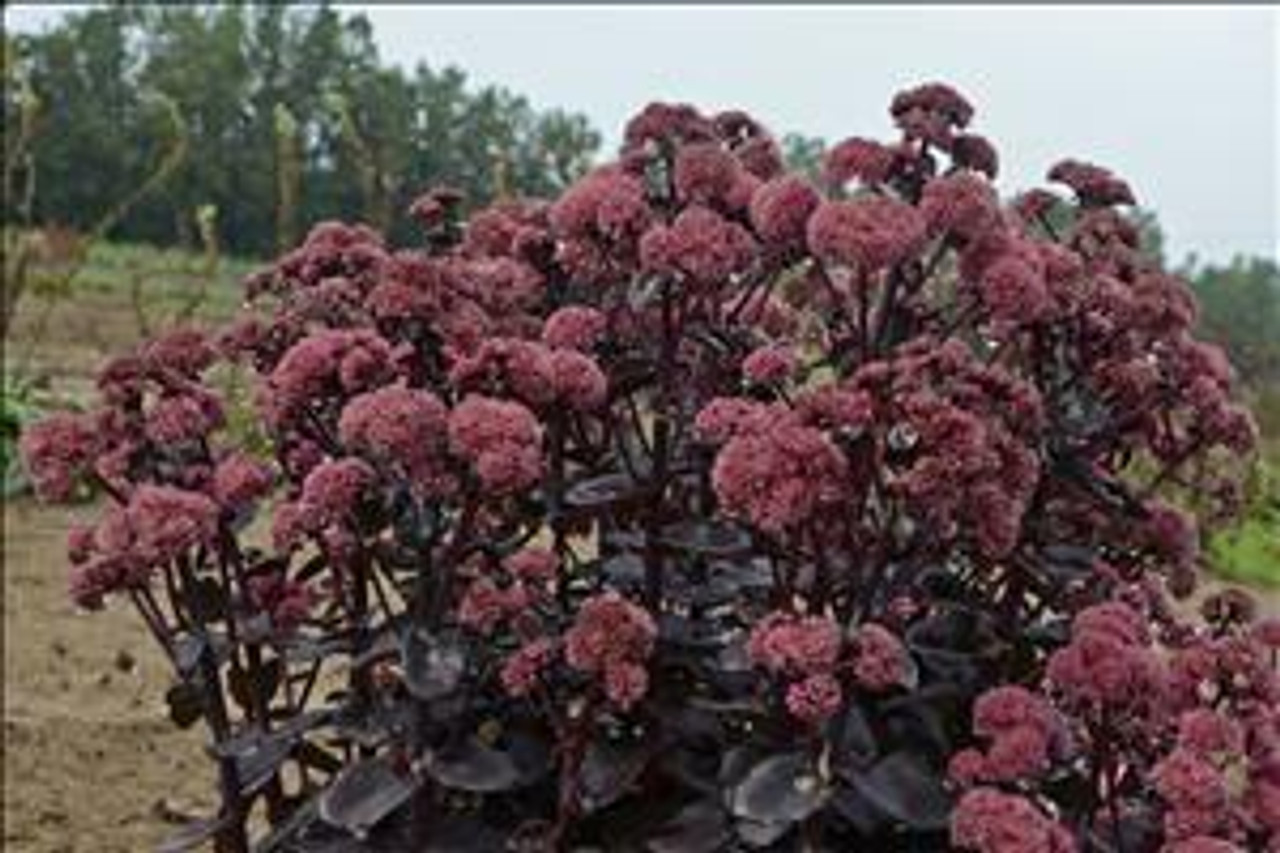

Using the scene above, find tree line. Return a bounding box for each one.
[3,3,602,256]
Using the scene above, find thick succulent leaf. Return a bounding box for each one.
[400,628,465,702]
[656,520,751,558]
[183,576,227,623]
[317,756,416,838]
[884,698,952,757]
[209,726,299,796]
[172,634,209,677]
[426,737,521,793]
[228,657,283,712]
[1041,543,1095,577]
[278,632,351,665]
[733,817,792,849]
[565,472,643,511]
[165,680,205,729]
[600,552,646,592]
[905,606,1002,686]
[847,751,951,831]
[830,785,887,835]
[727,752,829,826]
[505,729,553,786]
[419,817,508,852]
[647,799,731,853]
[834,703,878,769]
[156,813,231,853]
[579,734,655,813]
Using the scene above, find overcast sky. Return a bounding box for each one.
[6,4,1278,265]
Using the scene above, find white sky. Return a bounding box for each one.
[6,4,1279,265]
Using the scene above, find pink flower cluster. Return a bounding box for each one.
[711,419,848,535]
[856,342,1043,557]
[446,395,543,494]
[212,453,275,510]
[247,573,314,633]
[549,166,651,281]
[1047,158,1136,207]
[639,205,757,286]
[748,612,841,676]
[564,592,657,710]
[749,175,820,248]
[144,389,225,446]
[824,137,899,187]
[458,578,533,634]
[69,485,220,608]
[950,686,1062,785]
[449,338,607,412]
[919,172,1001,244]
[890,82,975,148]
[266,329,400,426]
[848,622,912,692]
[748,612,844,724]
[1046,601,1164,717]
[19,412,101,500]
[541,306,607,352]
[951,788,1076,853]
[806,196,927,274]
[339,385,453,498]
[257,220,389,296]
[741,344,798,385]
[500,638,556,698]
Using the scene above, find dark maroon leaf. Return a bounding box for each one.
[600,552,646,591]
[209,726,298,796]
[420,816,508,852]
[172,634,207,677]
[835,704,878,768]
[565,472,642,510]
[728,753,829,826]
[732,817,792,849]
[906,606,1003,686]
[647,799,731,853]
[317,755,416,837]
[229,657,283,712]
[848,752,950,831]
[656,520,751,557]
[183,576,227,623]
[156,814,231,853]
[580,734,655,813]
[426,737,521,793]
[830,785,886,835]
[277,632,349,665]
[165,680,205,729]
[400,628,465,701]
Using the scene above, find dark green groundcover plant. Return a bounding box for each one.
[22,83,1279,853]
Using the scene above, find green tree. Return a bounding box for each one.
[1184,256,1280,387]
[4,3,601,256]
[781,132,826,184]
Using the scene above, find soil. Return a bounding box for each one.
[5,281,220,851]
[4,498,215,852]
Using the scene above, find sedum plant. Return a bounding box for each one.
[22,83,1278,853]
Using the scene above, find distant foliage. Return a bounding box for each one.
[1185,257,1280,389]
[23,83,1279,853]
[2,6,601,257]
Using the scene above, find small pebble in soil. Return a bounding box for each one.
[113,649,136,672]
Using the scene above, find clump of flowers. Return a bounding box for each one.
[23,82,1267,853]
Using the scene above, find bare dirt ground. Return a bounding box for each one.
[4,499,215,852]
[5,284,221,852]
